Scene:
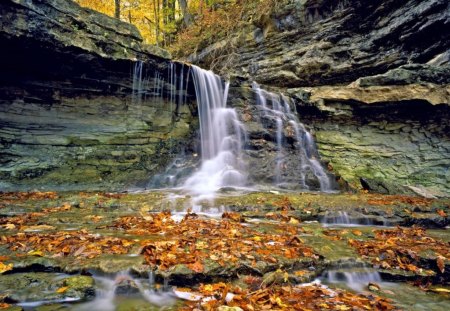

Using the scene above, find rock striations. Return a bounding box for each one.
[0,0,196,191]
[190,0,450,196]
[0,0,449,195]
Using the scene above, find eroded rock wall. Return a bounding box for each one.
[191,0,449,87]
[291,94,450,196]
[0,0,196,191]
[189,0,450,196]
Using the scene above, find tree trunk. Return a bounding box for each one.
[153,0,160,46]
[114,0,120,19]
[178,0,192,27]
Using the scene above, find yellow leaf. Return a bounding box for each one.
[275,296,288,307]
[352,229,362,236]
[432,288,450,293]
[28,250,44,257]
[253,236,262,242]
[318,303,330,309]
[289,217,300,225]
[4,223,15,230]
[56,286,68,293]
[0,262,13,274]
[294,270,307,276]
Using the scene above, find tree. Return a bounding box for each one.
[178,0,192,27]
[153,0,161,45]
[114,0,120,19]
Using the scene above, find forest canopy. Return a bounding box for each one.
[73,0,278,57]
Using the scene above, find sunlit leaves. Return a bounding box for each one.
[0,262,13,274]
[178,282,397,310]
[348,226,449,275]
[0,230,134,259]
[366,194,434,207]
[56,286,69,293]
[135,211,316,272]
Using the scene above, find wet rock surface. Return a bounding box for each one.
[187,0,450,196]
[0,0,197,192]
[0,191,448,309]
[225,79,450,195]
[0,273,95,303]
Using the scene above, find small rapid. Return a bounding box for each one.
[74,272,176,311]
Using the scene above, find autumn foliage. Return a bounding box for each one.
[348,226,449,275]
[112,211,317,272]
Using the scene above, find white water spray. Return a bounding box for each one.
[183,66,247,200]
[252,82,331,191]
[325,268,382,292]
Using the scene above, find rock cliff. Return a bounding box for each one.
[1,0,449,196]
[0,0,196,191]
[191,0,449,87]
[189,0,450,196]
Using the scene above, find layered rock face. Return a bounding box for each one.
[190,0,450,196]
[0,0,196,191]
[1,0,449,195]
[192,0,449,86]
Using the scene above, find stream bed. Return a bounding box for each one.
[0,190,448,310]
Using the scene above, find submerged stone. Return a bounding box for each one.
[0,273,95,304]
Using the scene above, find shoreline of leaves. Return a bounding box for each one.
[177,282,397,311]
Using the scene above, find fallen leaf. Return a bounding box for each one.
[368,282,381,292]
[437,255,445,273]
[4,224,15,230]
[352,229,362,236]
[335,305,351,310]
[431,288,450,294]
[0,262,13,274]
[437,209,447,217]
[188,261,204,273]
[288,217,300,225]
[28,250,44,257]
[56,286,68,293]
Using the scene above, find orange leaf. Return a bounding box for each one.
[437,209,447,217]
[437,255,445,273]
[56,286,69,293]
[188,261,204,273]
[352,230,362,236]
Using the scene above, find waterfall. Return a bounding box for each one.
[325,268,382,292]
[251,82,331,191]
[73,272,175,310]
[324,211,352,226]
[137,60,332,194]
[183,66,247,198]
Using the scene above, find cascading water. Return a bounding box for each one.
[252,82,332,191]
[183,66,247,199]
[320,260,384,292]
[136,61,333,195]
[325,268,382,292]
[322,211,352,226]
[320,211,394,226]
[73,272,175,311]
